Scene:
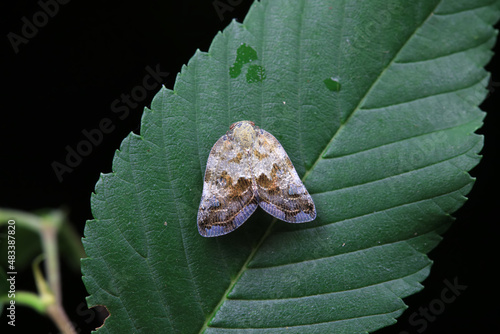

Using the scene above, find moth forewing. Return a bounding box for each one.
[253,129,316,223]
[197,121,316,237]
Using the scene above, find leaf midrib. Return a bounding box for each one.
[198,216,279,333]
[302,3,443,183]
[198,2,442,332]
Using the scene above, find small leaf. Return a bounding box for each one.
[82,0,499,333]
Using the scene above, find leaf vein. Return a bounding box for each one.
[305,184,467,233]
[434,0,497,16]
[311,141,478,197]
[230,262,431,301]
[394,34,496,64]
[321,116,483,160]
[302,1,442,183]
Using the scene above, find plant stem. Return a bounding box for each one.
[46,304,78,334]
[1,208,78,333]
[0,208,41,232]
[41,225,61,305]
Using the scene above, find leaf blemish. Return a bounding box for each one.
[323,77,341,92]
[229,43,259,78]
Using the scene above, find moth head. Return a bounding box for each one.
[231,120,256,148]
[230,120,255,130]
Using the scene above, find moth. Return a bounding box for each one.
[197,121,316,237]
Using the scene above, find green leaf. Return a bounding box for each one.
[81,0,499,333]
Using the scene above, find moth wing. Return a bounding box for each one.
[197,135,258,237]
[253,129,316,223]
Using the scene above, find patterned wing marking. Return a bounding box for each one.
[197,134,257,237]
[253,129,316,223]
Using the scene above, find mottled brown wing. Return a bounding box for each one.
[253,129,316,223]
[197,134,258,237]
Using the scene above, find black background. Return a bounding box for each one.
[1,1,498,333]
